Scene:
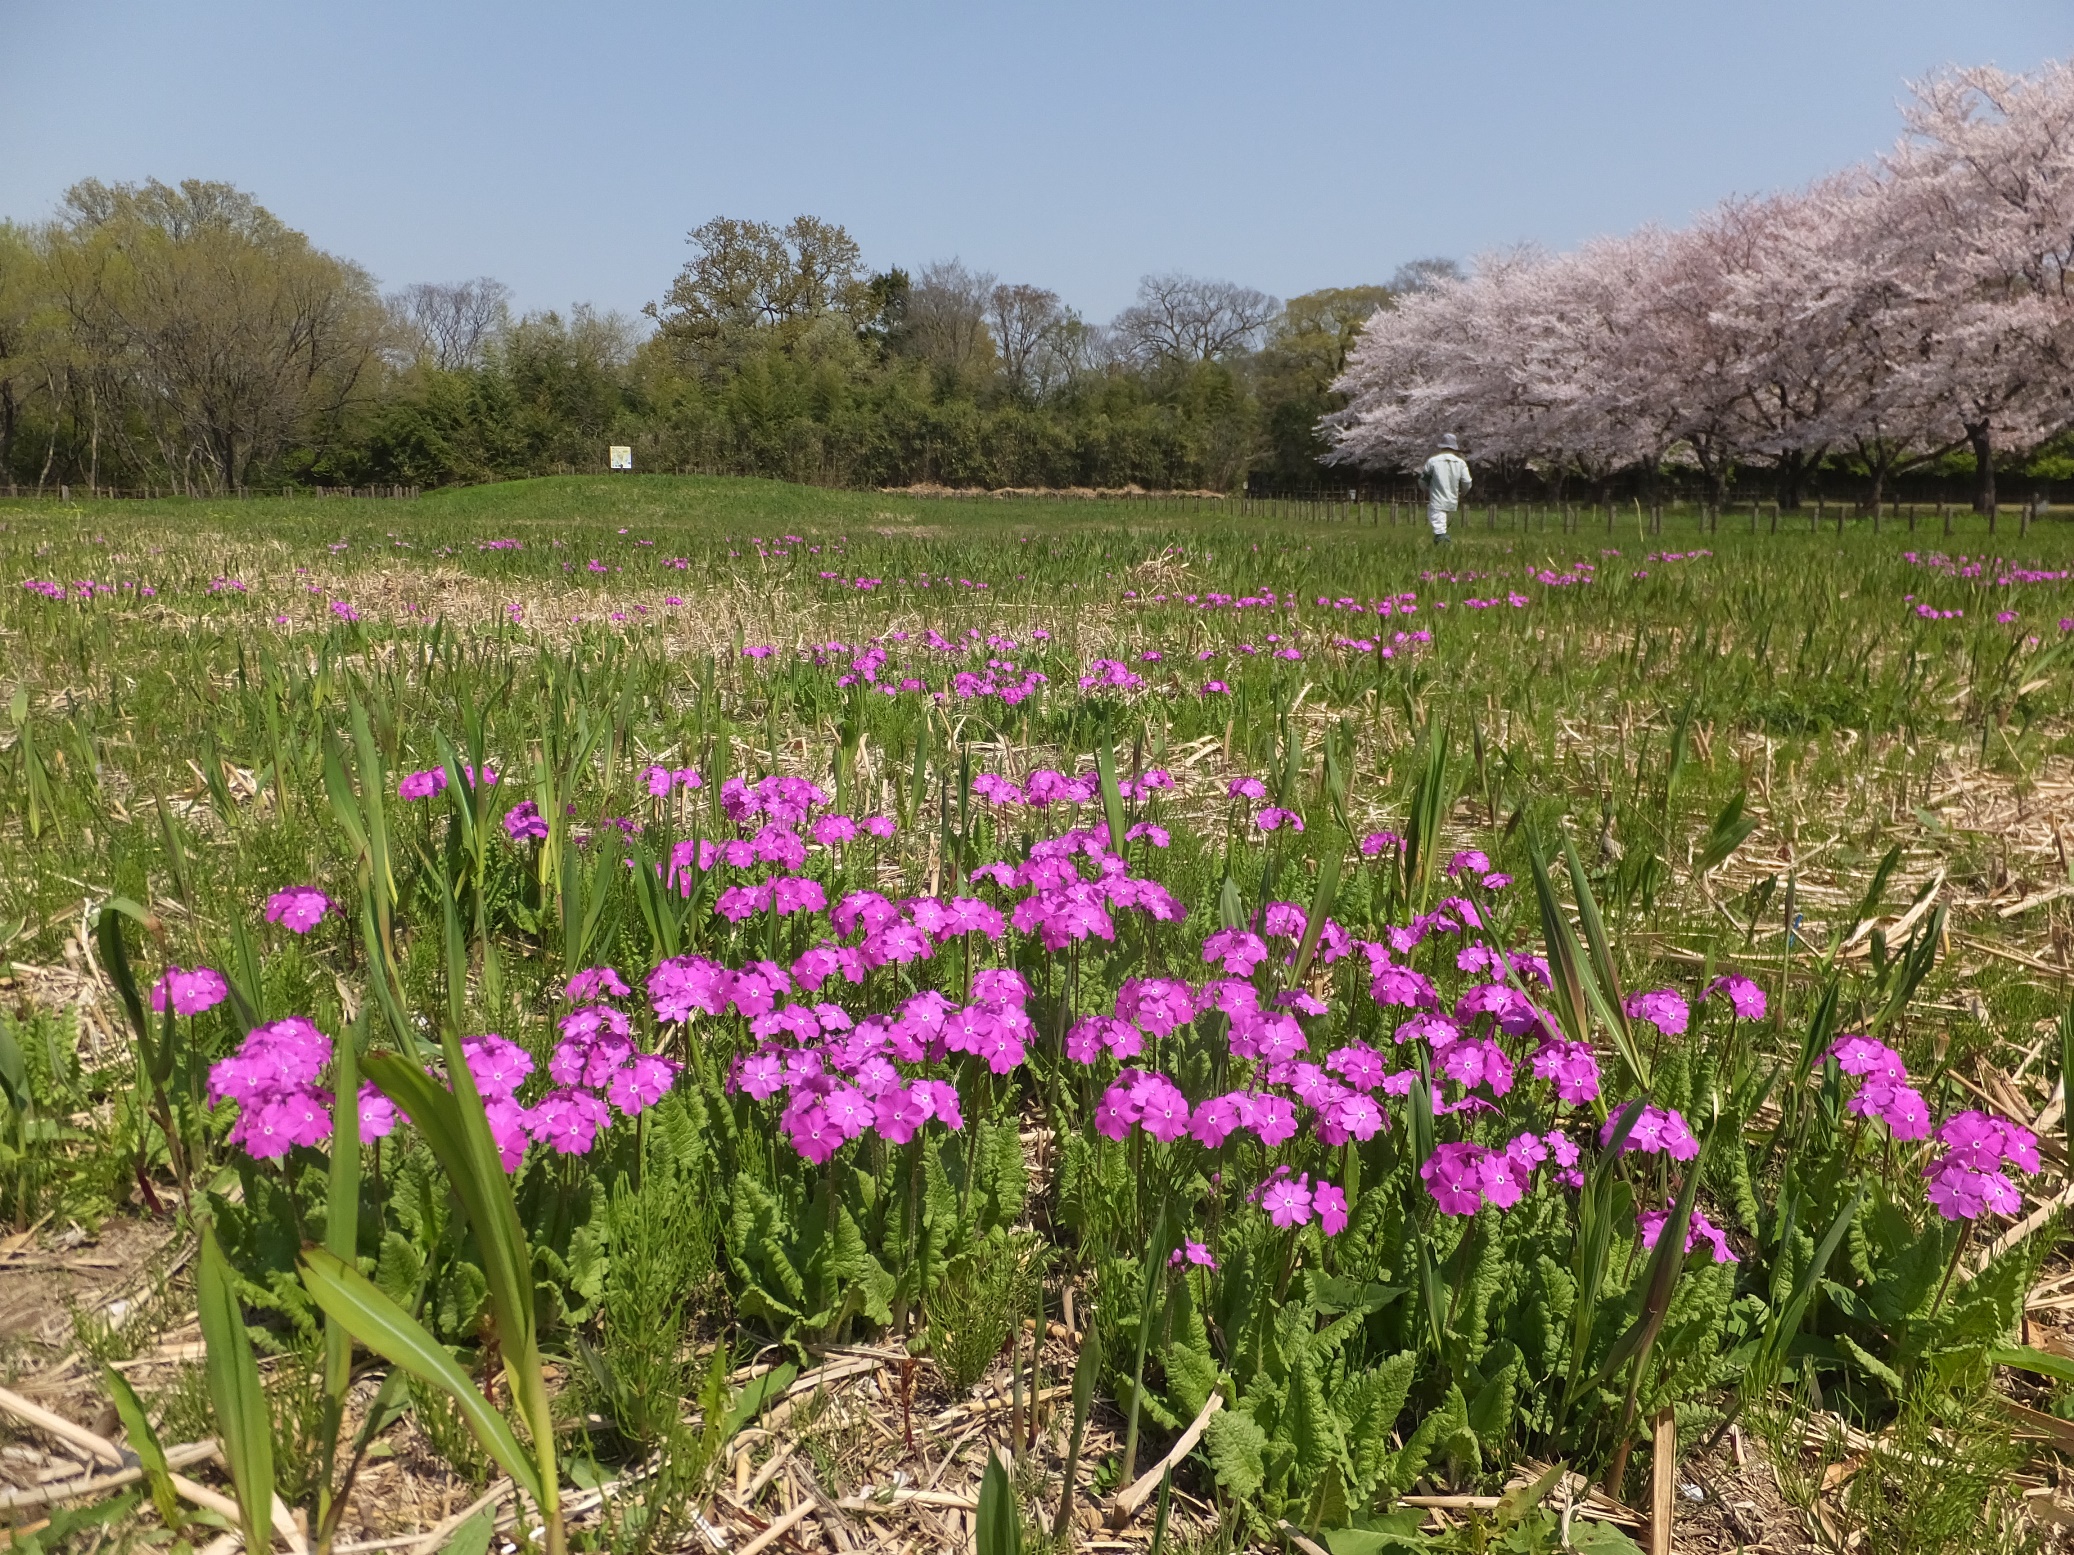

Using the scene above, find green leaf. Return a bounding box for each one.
[1203,1406,1267,1501]
[325,1022,364,1410]
[1562,832,1645,1085]
[977,1448,1023,1555]
[9,1492,139,1555]
[1094,734,1128,857]
[198,1223,274,1555]
[297,1244,543,1505]
[1693,789,1760,877]
[444,1507,496,1555]
[358,1048,556,1511]
[1991,1344,2074,1389]
[103,1365,182,1530]
[94,902,151,1048]
[724,1362,798,1436]
[1321,1512,1426,1555]
[1290,843,1343,986]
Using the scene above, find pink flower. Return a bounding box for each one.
[1601,1103,1699,1161]
[463,1033,535,1100]
[529,1089,611,1154]
[504,801,549,841]
[1420,1142,1487,1215]
[1639,1206,1739,1264]
[1202,928,1269,975]
[564,966,631,1002]
[1169,1240,1219,1269]
[1531,1038,1601,1103]
[264,887,334,934]
[1623,988,1689,1037]
[1188,1094,1243,1148]
[1926,1161,2021,1220]
[1260,1174,1314,1228]
[396,768,447,801]
[1704,973,1767,1020]
[1313,1182,1349,1236]
[151,966,228,1017]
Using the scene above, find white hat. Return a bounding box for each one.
[1438,433,1460,451]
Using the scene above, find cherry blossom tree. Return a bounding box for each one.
[1329,58,2074,510]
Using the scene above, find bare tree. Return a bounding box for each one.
[1112,272,1279,364]
[389,277,512,370]
[988,282,1073,398]
[1388,257,1464,294]
[901,260,998,385]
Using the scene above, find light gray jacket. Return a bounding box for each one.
[1418,451,1471,510]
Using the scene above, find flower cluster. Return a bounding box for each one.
[1598,1104,1700,1160]
[1830,1035,1931,1140]
[1420,1133,1578,1214]
[720,975,1045,1162]
[397,763,497,801]
[504,800,550,840]
[642,764,704,796]
[1924,1110,2039,1221]
[1252,1166,1350,1233]
[207,1018,397,1159]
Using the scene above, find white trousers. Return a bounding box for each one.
[1428,505,1452,535]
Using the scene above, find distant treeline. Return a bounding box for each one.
[0,185,1429,496]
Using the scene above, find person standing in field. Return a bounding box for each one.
[1417,433,1471,543]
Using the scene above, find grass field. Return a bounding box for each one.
[3,474,2074,1553]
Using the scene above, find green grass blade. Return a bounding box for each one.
[1095,734,1128,856]
[297,1246,543,1505]
[1289,842,1343,986]
[978,1448,1023,1555]
[198,1224,274,1555]
[1990,1345,2074,1389]
[1560,831,1641,1079]
[103,1364,182,1530]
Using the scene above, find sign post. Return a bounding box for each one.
[608,446,633,471]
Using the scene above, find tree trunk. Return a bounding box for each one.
[1967,420,1996,514]
[1777,450,1807,512]
[1866,458,1887,516]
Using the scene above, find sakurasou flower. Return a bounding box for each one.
[264,887,334,935]
[152,966,229,1016]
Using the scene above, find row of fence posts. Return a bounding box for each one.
[1237,493,2049,538]
[0,483,421,500]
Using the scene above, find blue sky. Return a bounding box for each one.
[3,2,2066,326]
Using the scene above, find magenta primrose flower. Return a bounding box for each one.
[1704,973,1767,1021]
[1169,1241,1218,1269]
[564,966,632,1002]
[1622,988,1690,1037]
[1260,1172,1313,1228]
[1828,1035,1932,1141]
[1599,1104,1700,1161]
[208,1017,398,1160]
[264,887,334,935]
[151,966,229,1017]
[1638,1206,1739,1264]
[1924,1109,2039,1221]
[504,800,549,841]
